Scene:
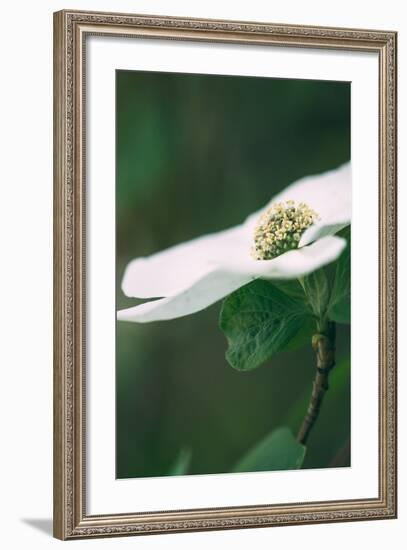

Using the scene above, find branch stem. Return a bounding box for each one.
[297,322,336,445]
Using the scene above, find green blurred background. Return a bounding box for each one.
[116,70,350,479]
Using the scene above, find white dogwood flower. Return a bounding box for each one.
[118,163,351,323]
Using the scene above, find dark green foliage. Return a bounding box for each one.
[234,427,306,472]
[168,448,192,476]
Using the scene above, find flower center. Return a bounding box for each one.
[251,200,319,260]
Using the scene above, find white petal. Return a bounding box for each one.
[299,222,348,247]
[244,163,351,244]
[121,225,246,298]
[119,164,350,320]
[117,235,346,323]
[117,269,252,323]
[215,235,347,280]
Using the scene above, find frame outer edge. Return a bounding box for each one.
[52,9,397,540]
[388,30,397,518]
[53,9,68,541]
[393,30,398,519]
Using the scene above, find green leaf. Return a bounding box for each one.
[168,448,192,476]
[272,278,308,302]
[275,269,330,322]
[327,228,350,324]
[301,268,330,320]
[219,279,311,371]
[233,427,306,473]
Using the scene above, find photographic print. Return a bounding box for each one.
[116,71,351,479]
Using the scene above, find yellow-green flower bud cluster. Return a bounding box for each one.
[252,200,319,260]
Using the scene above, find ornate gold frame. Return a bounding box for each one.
[53,9,397,540]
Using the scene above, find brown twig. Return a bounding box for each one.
[297,322,336,445]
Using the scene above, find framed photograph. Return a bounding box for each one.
[53,9,397,540]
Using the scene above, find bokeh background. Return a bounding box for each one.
[116,70,350,479]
